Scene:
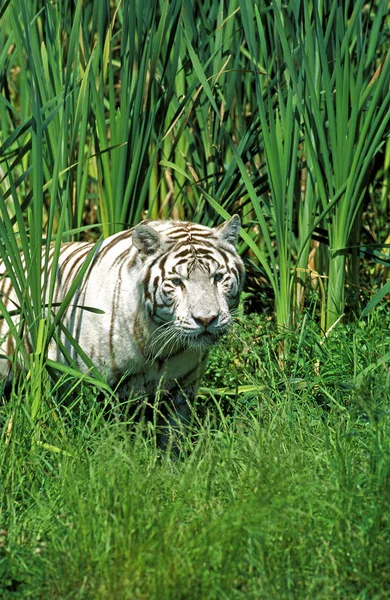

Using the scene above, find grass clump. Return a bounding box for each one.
[1,311,389,599]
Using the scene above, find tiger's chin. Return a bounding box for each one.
[182,328,229,349]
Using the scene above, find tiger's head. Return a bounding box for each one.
[132,215,245,352]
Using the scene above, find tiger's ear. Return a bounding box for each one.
[132,224,162,256]
[216,214,241,248]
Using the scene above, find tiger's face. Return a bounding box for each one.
[151,257,240,347]
[132,216,245,351]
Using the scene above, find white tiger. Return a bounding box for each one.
[0,216,245,444]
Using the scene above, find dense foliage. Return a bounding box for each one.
[0,0,389,339]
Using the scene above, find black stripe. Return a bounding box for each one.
[91,229,133,265]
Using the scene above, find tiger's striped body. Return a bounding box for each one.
[0,216,244,441]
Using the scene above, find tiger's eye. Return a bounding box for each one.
[214,273,224,283]
[171,277,183,286]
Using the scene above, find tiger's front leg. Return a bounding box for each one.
[153,349,208,454]
[157,386,196,454]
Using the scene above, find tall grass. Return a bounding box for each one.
[239,0,390,330]
[0,0,389,389]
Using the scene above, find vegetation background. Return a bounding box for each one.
[0,0,389,598]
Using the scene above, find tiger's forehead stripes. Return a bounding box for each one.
[159,240,226,276]
[163,223,218,243]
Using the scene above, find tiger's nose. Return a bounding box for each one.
[193,314,219,329]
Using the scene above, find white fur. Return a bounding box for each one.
[0,217,245,445]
